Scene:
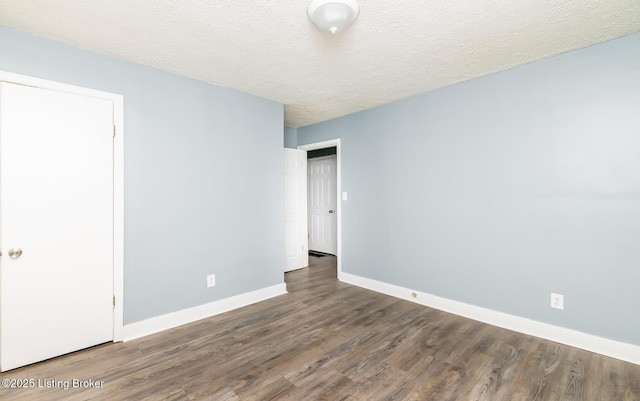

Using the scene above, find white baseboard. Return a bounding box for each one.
[339,272,640,366]
[122,284,287,341]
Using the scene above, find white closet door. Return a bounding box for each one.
[0,82,114,371]
[308,156,337,255]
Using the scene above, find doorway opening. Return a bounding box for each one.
[307,149,337,256]
[298,139,342,278]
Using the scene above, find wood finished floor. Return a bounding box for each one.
[1,255,639,400]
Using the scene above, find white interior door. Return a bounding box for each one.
[0,82,114,371]
[284,149,308,272]
[308,155,337,255]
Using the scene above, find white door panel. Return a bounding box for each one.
[0,82,114,371]
[284,149,308,272]
[308,156,337,255]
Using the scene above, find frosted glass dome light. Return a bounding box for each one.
[308,0,360,34]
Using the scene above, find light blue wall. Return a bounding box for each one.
[0,26,285,324]
[284,126,297,148]
[298,33,640,346]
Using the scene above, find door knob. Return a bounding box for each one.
[329,210,335,214]
[8,248,22,259]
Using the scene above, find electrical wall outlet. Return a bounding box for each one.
[550,293,564,310]
[207,274,216,288]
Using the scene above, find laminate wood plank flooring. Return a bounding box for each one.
[1,255,639,400]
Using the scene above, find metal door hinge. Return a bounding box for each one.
[113,295,116,307]
[113,125,116,137]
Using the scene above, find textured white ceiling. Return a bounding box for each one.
[1,1,639,127]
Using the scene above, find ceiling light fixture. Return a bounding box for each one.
[308,0,360,34]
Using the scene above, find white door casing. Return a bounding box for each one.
[0,75,124,371]
[308,155,337,255]
[284,149,308,272]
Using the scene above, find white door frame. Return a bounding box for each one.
[298,139,342,277]
[0,70,124,342]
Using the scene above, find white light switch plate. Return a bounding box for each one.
[342,192,348,201]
